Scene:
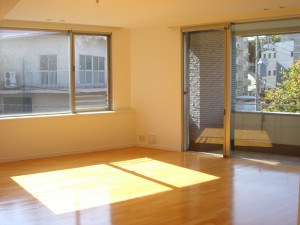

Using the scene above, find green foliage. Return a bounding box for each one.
[269,35,281,43]
[262,60,300,113]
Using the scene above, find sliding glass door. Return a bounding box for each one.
[184,19,300,159]
[231,19,300,158]
[183,28,229,155]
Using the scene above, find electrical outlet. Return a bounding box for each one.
[138,135,146,142]
[148,134,157,144]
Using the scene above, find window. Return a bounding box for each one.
[232,24,300,114]
[0,30,70,116]
[79,55,105,85]
[40,55,57,85]
[231,18,300,159]
[79,55,92,84]
[74,34,109,111]
[0,29,111,117]
[93,56,105,84]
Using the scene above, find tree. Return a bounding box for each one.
[262,60,300,113]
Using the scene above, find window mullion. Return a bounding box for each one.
[70,31,76,113]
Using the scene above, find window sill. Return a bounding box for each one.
[0,109,135,121]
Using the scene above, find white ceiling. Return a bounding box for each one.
[3,0,300,28]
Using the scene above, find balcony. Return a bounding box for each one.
[23,71,70,93]
[0,70,107,95]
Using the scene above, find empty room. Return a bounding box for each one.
[1,0,300,224]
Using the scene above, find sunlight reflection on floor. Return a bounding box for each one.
[12,158,219,214]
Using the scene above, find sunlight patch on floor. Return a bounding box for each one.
[239,157,280,165]
[11,158,219,214]
[111,158,219,188]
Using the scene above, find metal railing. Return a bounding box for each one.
[0,70,108,94]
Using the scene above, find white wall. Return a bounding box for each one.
[131,26,182,151]
[0,23,185,162]
[0,0,20,21]
[0,28,136,162]
[0,111,135,161]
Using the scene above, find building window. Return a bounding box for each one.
[268,53,271,58]
[291,51,294,57]
[273,70,276,75]
[263,53,266,58]
[273,52,276,58]
[79,55,92,84]
[93,56,105,84]
[40,55,57,85]
[79,55,105,85]
[268,70,271,76]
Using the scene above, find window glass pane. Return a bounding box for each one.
[86,71,92,83]
[93,56,99,70]
[232,21,300,158]
[232,33,299,113]
[40,55,48,70]
[74,34,109,111]
[86,55,92,70]
[79,71,86,84]
[100,71,105,83]
[0,30,70,117]
[184,30,225,154]
[49,55,57,70]
[94,71,100,83]
[79,55,85,70]
[99,57,105,70]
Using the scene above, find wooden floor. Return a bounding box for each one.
[0,147,299,225]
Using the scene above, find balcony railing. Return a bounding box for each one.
[24,71,70,92]
[21,71,107,93]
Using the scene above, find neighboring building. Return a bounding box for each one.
[235,37,249,96]
[258,40,294,91]
[232,36,254,111]
[281,34,300,62]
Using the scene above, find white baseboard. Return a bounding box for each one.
[0,143,182,163]
[0,144,136,163]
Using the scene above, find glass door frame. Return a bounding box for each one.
[182,23,232,157]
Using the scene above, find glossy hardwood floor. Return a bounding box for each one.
[0,147,299,225]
